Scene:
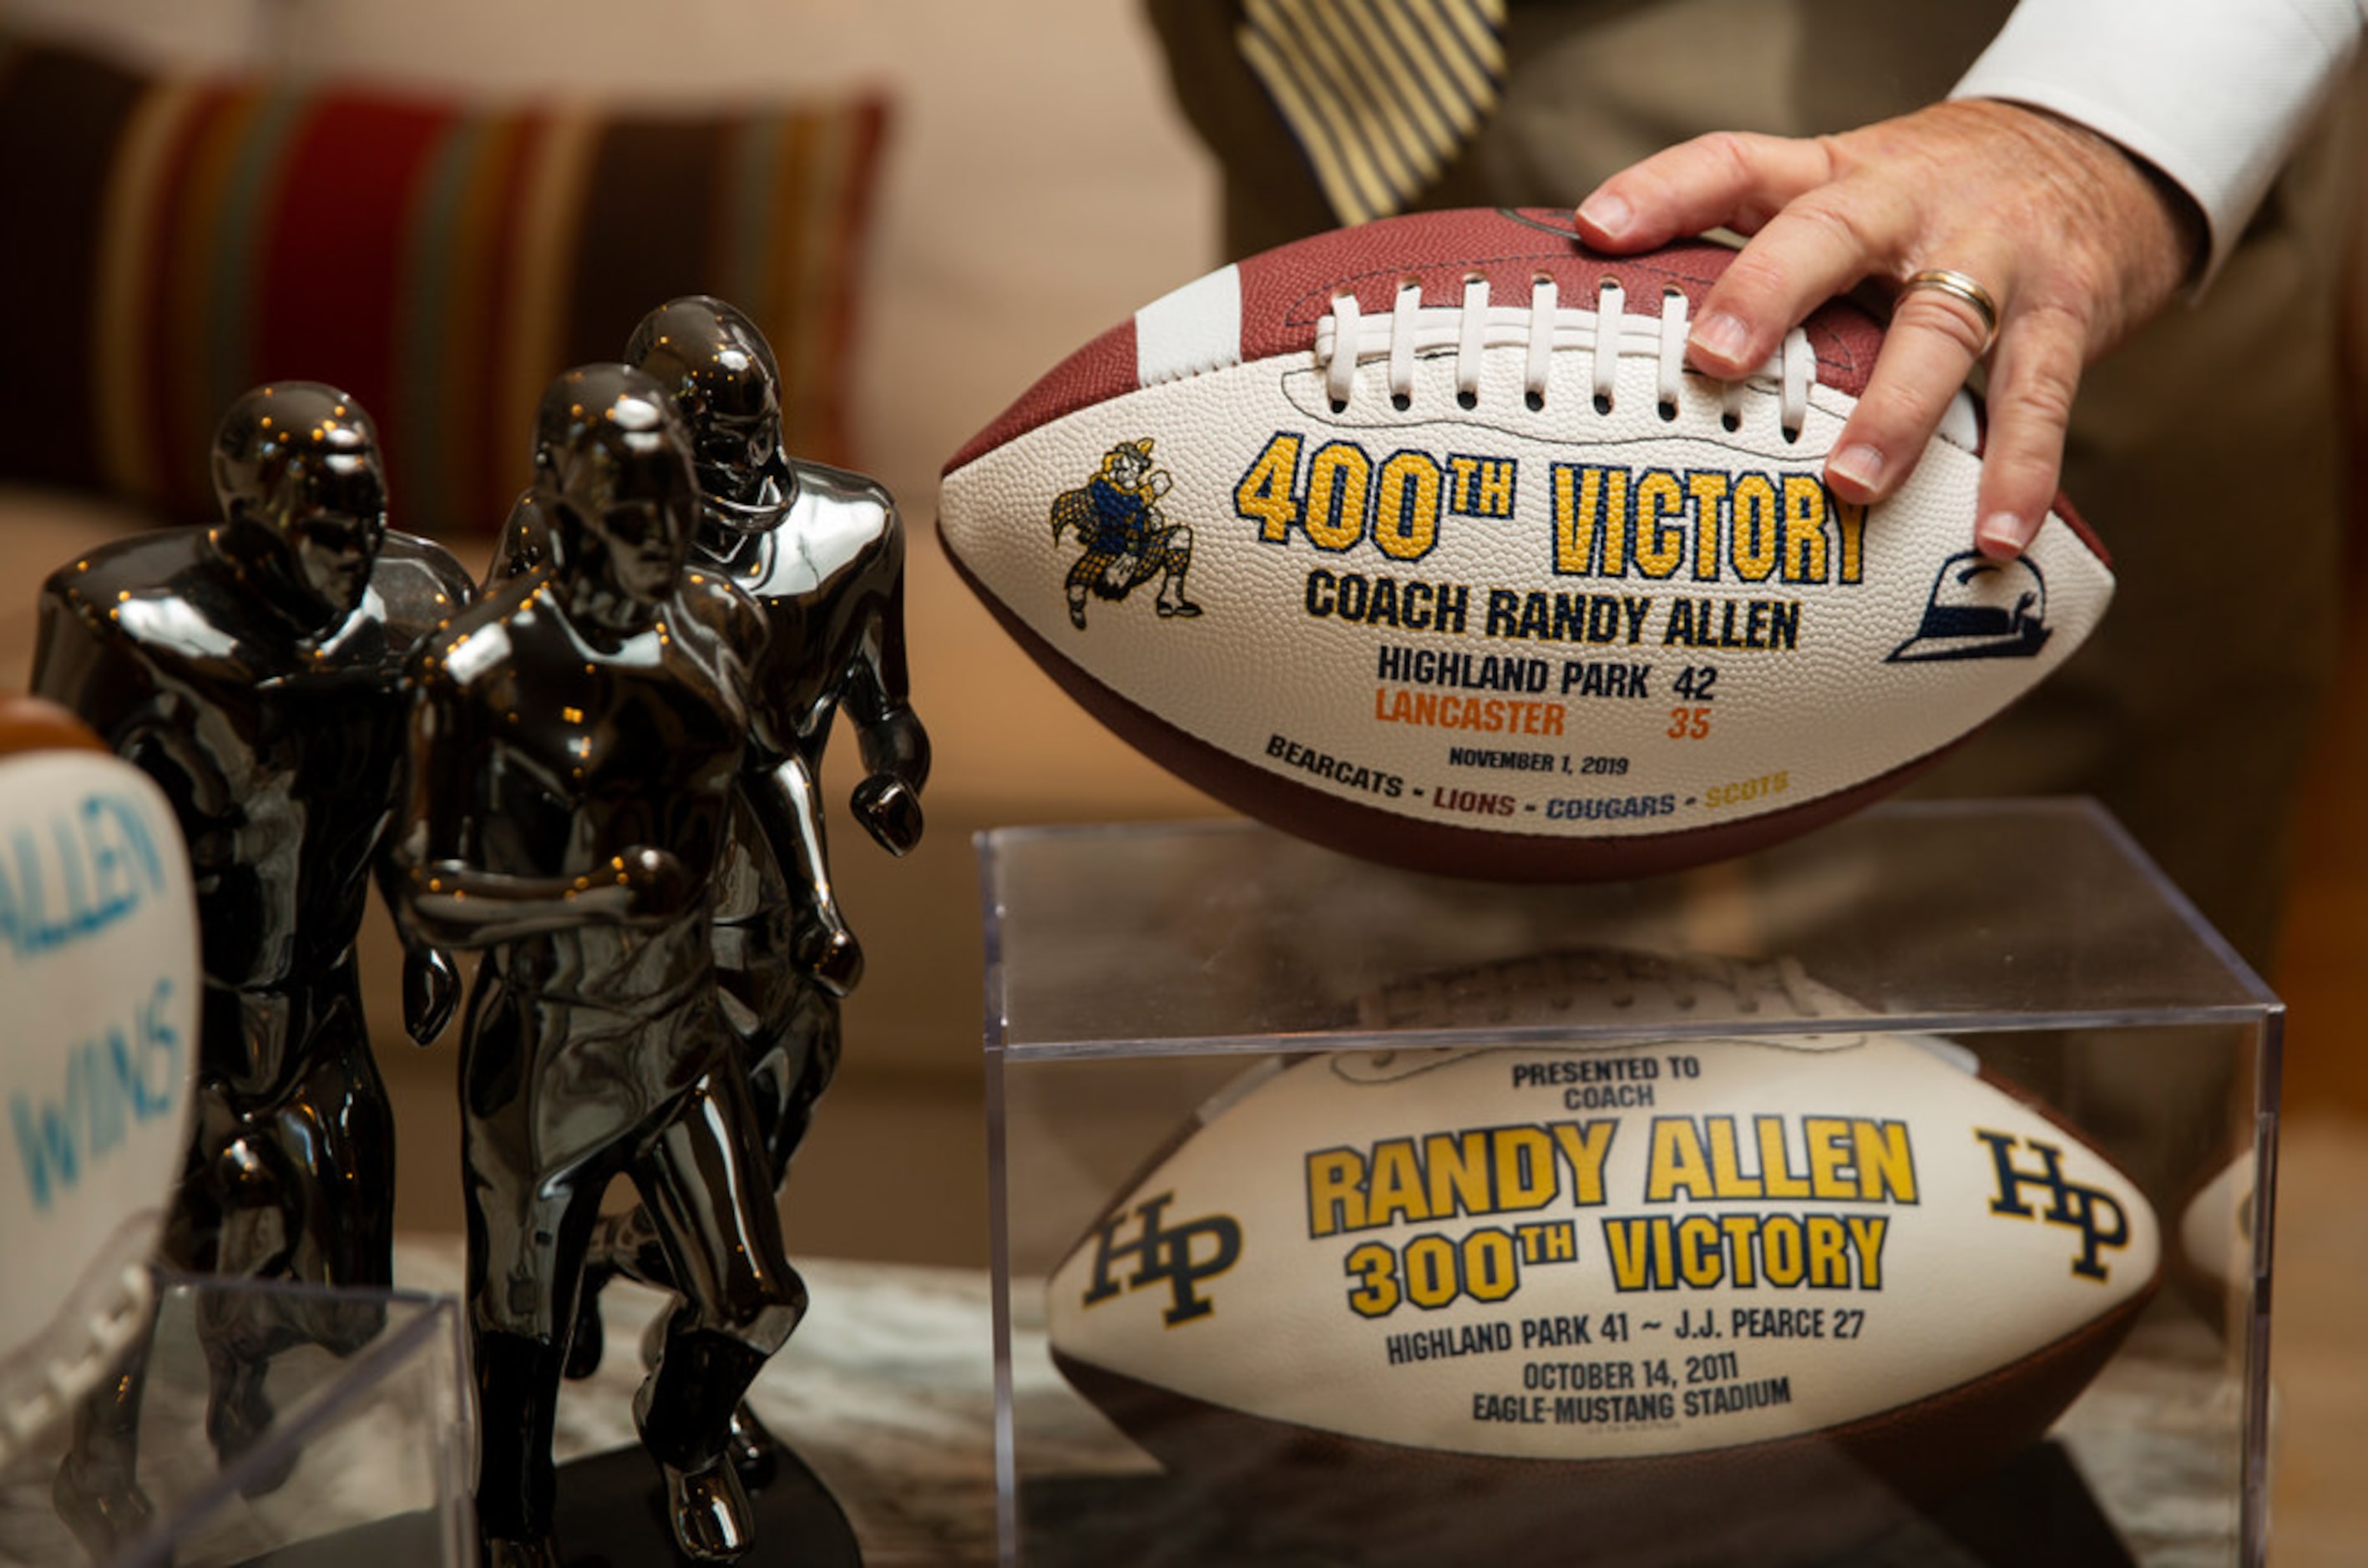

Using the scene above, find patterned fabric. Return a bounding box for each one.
[1237,0,1506,227]
[0,38,888,534]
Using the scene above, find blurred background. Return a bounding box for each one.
[0,0,2360,1555]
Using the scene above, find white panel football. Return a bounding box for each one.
[941,209,2114,882]
[0,738,198,1462]
[1045,1029,2158,1558]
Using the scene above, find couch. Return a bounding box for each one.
[0,0,1230,1264]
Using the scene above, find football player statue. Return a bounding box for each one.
[30,383,472,1555]
[397,364,807,1565]
[488,296,929,1474]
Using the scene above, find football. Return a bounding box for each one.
[1045,980,2159,1563]
[0,696,197,1463]
[939,207,2114,881]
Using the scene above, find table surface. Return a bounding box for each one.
[388,1219,2312,1568]
[4,1173,2359,1568]
[392,1241,1004,1567]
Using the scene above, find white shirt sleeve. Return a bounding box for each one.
[1951,0,2362,281]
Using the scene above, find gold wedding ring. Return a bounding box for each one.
[1900,268,2001,357]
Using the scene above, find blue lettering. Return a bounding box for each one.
[11,1089,78,1212]
[8,975,186,1212]
[0,792,168,959]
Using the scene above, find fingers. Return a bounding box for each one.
[1969,305,2087,559]
[1585,139,1925,380]
[1683,195,1906,378]
[1576,131,1836,251]
[1825,266,2007,505]
[1570,99,2170,563]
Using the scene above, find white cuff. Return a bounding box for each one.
[1951,0,2360,283]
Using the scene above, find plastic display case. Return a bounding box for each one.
[979,802,2279,1568]
[0,1275,469,1567]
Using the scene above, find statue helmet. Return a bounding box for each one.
[624,295,794,533]
[210,382,387,629]
[531,362,699,604]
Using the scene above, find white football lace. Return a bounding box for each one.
[0,1262,152,1455]
[1355,948,1837,1033]
[1318,274,1815,439]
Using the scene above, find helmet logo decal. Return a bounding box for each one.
[1888,552,2052,663]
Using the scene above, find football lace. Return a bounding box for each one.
[1355,948,1836,1032]
[0,1262,154,1459]
[1318,276,1816,442]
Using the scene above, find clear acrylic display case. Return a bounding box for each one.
[0,1276,469,1567]
[979,802,2279,1568]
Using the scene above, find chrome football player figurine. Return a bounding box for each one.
[32,383,471,1555]
[400,364,808,1565]
[488,296,929,1475]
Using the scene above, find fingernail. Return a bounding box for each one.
[1829,443,1885,493]
[1577,192,1632,240]
[1692,311,1751,367]
[1976,512,2030,559]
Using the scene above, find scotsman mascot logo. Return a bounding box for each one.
[1050,438,1202,630]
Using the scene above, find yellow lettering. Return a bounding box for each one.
[1404,1234,1458,1308]
[1806,1215,1850,1287]
[1779,474,1829,583]
[1424,1130,1492,1221]
[1305,442,1369,551]
[1477,458,1514,515]
[1603,1218,1657,1290]
[1554,467,1588,573]
[1678,1216,1725,1287]
[1720,1214,1762,1286]
[1805,1118,1855,1201]
[1493,1126,1559,1211]
[1633,470,1685,579]
[1847,1216,1888,1288]
[1853,1120,1918,1202]
[1236,432,1303,543]
[1306,1148,1367,1237]
[1730,473,1778,581]
[1706,1116,1764,1198]
[1550,1120,1617,1206]
[1686,471,1728,580]
[1345,1241,1399,1317]
[1594,467,1629,575]
[1449,455,1483,511]
[1647,1118,1717,1202]
[1367,1137,1428,1227]
[1374,451,1440,560]
[1834,500,1867,584]
[1757,1117,1812,1198]
[1556,464,1628,576]
[1762,1216,1805,1286]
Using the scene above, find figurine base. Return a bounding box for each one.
[234,1510,445,1567]
[1017,1440,2133,1568]
[545,1441,862,1567]
[234,1441,861,1568]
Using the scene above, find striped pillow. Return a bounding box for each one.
[0,38,887,534]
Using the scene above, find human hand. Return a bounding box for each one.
[1574,99,2201,559]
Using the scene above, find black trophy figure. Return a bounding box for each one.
[29,383,472,1555]
[397,364,808,1566]
[488,297,929,1475]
